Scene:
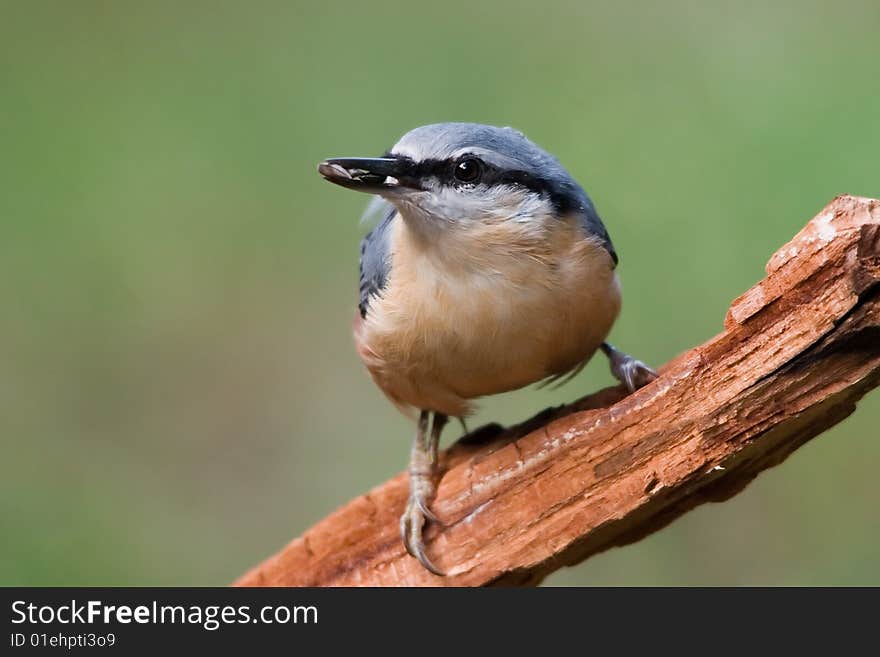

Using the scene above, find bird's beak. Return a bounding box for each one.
[317,157,418,194]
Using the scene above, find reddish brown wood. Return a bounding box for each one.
[237,195,880,587]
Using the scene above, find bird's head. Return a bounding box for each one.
[318,122,615,261]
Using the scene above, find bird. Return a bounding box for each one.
[318,123,657,575]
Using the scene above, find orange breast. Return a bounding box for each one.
[353,214,621,417]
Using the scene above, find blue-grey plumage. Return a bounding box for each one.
[357,204,395,319]
[318,123,657,575]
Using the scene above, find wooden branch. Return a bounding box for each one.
[237,195,880,587]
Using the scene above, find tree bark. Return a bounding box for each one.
[236,195,880,587]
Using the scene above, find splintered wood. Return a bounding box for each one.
[237,195,880,587]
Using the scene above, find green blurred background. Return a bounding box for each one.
[2,1,878,586]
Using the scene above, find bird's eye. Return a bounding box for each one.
[453,158,482,184]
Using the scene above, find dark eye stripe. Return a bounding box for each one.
[384,155,585,216]
[382,150,617,265]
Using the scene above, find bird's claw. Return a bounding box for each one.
[400,495,444,576]
[605,344,658,392]
[619,358,657,392]
[415,496,441,524]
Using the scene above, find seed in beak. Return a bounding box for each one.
[318,162,353,179]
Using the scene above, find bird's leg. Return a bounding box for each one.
[400,410,448,575]
[601,342,658,392]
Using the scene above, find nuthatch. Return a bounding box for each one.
[318,123,656,575]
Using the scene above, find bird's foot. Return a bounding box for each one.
[400,471,443,576]
[601,342,658,393]
[400,411,447,576]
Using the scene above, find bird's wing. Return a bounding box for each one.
[574,196,618,266]
[358,199,395,319]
